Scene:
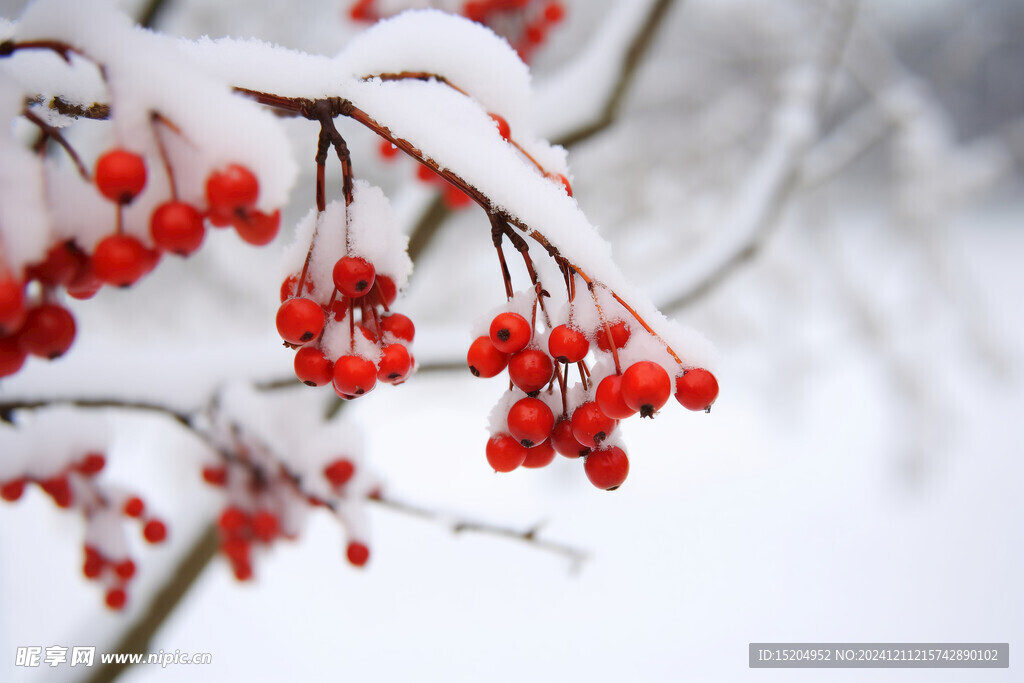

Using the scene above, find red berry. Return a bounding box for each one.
[333,256,376,298]
[66,259,102,300]
[675,368,719,411]
[114,558,136,579]
[0,274,25,335]
[524,22,545,45]
[550,418,589,458]
[324,458,356,487]
[346,541,370,567]
[416,163,437,184]
[620,361,672,418]
[94,149,146,204]
[280,274,302,302]
[206,164,259,219]
[105,587,128,610]
[0,478,26,502]
[584,446,629,490]
[83,547,103,579]
[150,201,205,255]
[490,113,511,141]
[543,1,565,23]
[377,343,412,384]
[507,348,554,394]
[233,209,280,246]
[442,184,473,209]
[0,335,27,378]
[547,324,589,363]
[25,242,83,288]
[92,234,150,287]
[380,312,415,342]
[219,506,248,535]
[466,336,509,378]
[506,396,555,447]
[463,1,487,22]
[76,452,106,476]
[596,321,630,352]
[595,374,637,419]
[221,536,251,565]
[252,510,279,542]
[201,466,227,486]
[276,297,325,345]
[571,401,616,448]
[233,559,254,581]
[294,346,334,386]
[143,519,167,543]
[489,311,532,354]
[39,475,72,507]
[333,355,377,396]
[485,433,528,472]
[18,303,76,359]
[379,139,399,159]
[374,275,398,307]
[522,440,556,469]
[123,496,145,518]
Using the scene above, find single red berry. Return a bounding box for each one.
[143,519,167,543]
[595,374,637,419]
[416,163,437,184]
[105,587,128,610]
[595,321,630,352]
[92,234,150,287]
[275,297,325,345]
[571,401,616,448]
[324,458,356,488]
[584,446,630,490]
[379,139,399,159]
[201,466,227,486]
[39,475,72,507]
[333,355,377,396]
[489,113,511,141]
[522,440,556,469]
[0,478,26,502]
[346,541,370,567]
[0,335,27,378]
[114,558,136,580]
[489,311,532,354]
[380,312,415,342]
[377,343,412,384]
[82,547,104,579]
[293,346,334,386]
[349,0,375,21]
[675,368,719,411]
[219,506,248,536]
[333,256,376,298]
[543,1,565,23]
[251,510,279,542]
[150,201,205,255]
[442,184,473,209]
[548,324,589,363]
[506,396,555,448]
[66,259,102,300]
[524,21,545,45]
[508,348,554,394]
[550,417,589,458]
[18,303,76,359]
[620,361,672,417]
[0,274,25,334]
[463,1,487,22]
[466,336,509,378]
[485,433,528,473]
[221,536,251,565]
[25,242,81,288]
[94,149,146,204]
[233,208,280,245]
[76,452,106,476]
[123,496,145,518]
[374,275,398,307]
[233,559,254,581]
[280,273,301,302]
[206,164,259,219]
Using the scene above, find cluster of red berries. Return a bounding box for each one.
[469,306,719,490]
[278,253,415,400]
[0,149,278,381]
[1,451,167,610]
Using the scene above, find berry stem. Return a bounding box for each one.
[151,112,180,200]
[588,281,621,375]
[23,108,90,180]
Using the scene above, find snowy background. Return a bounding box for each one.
[1,0,1022,681]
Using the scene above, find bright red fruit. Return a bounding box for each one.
[550,418,589,458]
[206,164,259,219]
[77,452,106,476]
[620,361,672,418]
[276,297,325,345]
[105,587,128,610]
[94,149,147,204]
[595,374,637,419]
[522,441,556,469]
[571,401,616,448]
[374,275,398,307]
[251,511,279,542]
[0,275,25,334]
[0,478,25,502]
[18,304,76,359]
[466,336,509,378]
[506,397,555,447]
[507,348,554,394]
[82,547,103,578]
[596,320,630,352]
[333,355,377,396]
[233,209,280,245]
[380,312,415,342]
[346,541,370,567]
[377,344,412,384]
[489,311,532,354]
[324,458,356,487]
[548,324,588,363]
[293,346,334,386]
[123,496,145,517]
[201,466,227,486]
[584,446,629,490]
[143,519,167,543]
[219,506,248,535]
[150,201,205,255]
[0,335,27,378]
[39,476,72,507]
[490,113,511,141]
[92,234,150,287]
[114,559,136,579]
[544,1,565,23]
[333,256,376,298]
[485,433,528,472]
[25,242,83,288]
[675,368,719,411]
